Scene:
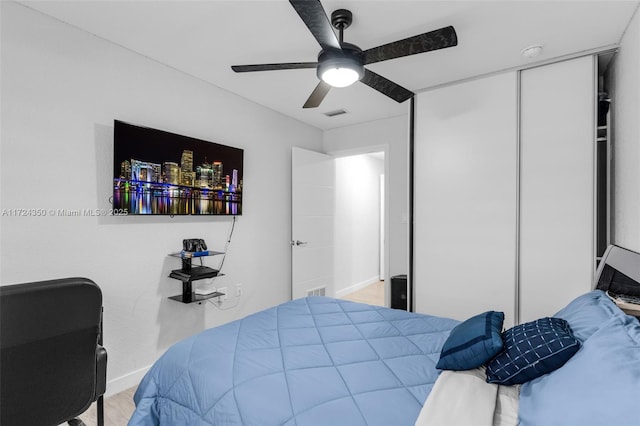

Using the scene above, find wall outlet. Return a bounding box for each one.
[236,283,243,297]
[218,287,228,301]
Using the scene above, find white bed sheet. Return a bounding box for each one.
[415,367,519,426]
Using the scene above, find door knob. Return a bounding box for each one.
[290,240,308,246]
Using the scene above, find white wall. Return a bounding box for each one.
[0,3,322,395]
[611,6,640,253]
[323,115,409,284]
[334,154,383,297]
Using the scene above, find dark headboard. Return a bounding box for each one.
[594,245,640,297]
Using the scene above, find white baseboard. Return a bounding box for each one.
[335,276,380,298]
[104,365,152,397]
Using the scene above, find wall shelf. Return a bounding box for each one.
[168,251,224,303]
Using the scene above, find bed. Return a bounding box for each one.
[129,245,640,426]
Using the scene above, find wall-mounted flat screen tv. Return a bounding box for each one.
[113,120,243,215]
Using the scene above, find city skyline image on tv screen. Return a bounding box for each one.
[113,120,243,215]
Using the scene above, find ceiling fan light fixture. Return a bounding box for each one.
[231,3,457,108]
[321,67,360,87]
[317,53,364,88]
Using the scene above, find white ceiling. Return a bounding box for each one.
[20,0,639,130]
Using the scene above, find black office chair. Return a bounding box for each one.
[0,277,107,426]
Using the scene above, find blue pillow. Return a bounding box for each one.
[436,311,504,371]
[486,317,580,385]
[518,315,640,426]
[554,290,622,342]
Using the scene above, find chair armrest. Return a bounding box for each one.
[95,345,107,398]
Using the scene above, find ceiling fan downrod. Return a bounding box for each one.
[331,9,352,45]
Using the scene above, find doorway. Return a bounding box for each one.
[333,151,385,306]
[291,147,389,306]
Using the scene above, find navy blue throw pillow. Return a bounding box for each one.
[486,317,580,385]
[436,311,505,371]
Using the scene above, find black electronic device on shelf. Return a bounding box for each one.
[168,248,225,304]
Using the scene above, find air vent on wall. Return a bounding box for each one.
[324,109,347,117]
[307,287,326,297]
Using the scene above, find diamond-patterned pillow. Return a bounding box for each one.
[486,317,580,385]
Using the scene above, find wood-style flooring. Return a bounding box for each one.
[340,280,385,306]
[77,386,135,426]
[76,281,384,425]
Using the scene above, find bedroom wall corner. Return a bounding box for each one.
[0,2,323,396]
[611,4,640,253]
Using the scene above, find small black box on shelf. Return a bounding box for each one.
[169,266,219,282]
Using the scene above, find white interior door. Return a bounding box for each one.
[291,147,335,300]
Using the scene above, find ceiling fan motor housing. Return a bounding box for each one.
[316,43,365,84]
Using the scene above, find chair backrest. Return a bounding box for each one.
[0,277,103,425]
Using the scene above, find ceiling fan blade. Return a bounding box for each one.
[303,81,331,108]
[289,0,341,52]
[231,62,318,73]
[362,25,458,65]
[360,69,414,103]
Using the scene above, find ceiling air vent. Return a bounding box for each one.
[324,109,347,117]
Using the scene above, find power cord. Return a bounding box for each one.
[217,215,237,274]
[202,215,239,310]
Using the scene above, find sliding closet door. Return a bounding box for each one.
[519,56,595,322]
[414,72,518,326]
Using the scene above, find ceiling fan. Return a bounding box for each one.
[231,0,458,109]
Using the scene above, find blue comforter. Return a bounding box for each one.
[129,297,459,425]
